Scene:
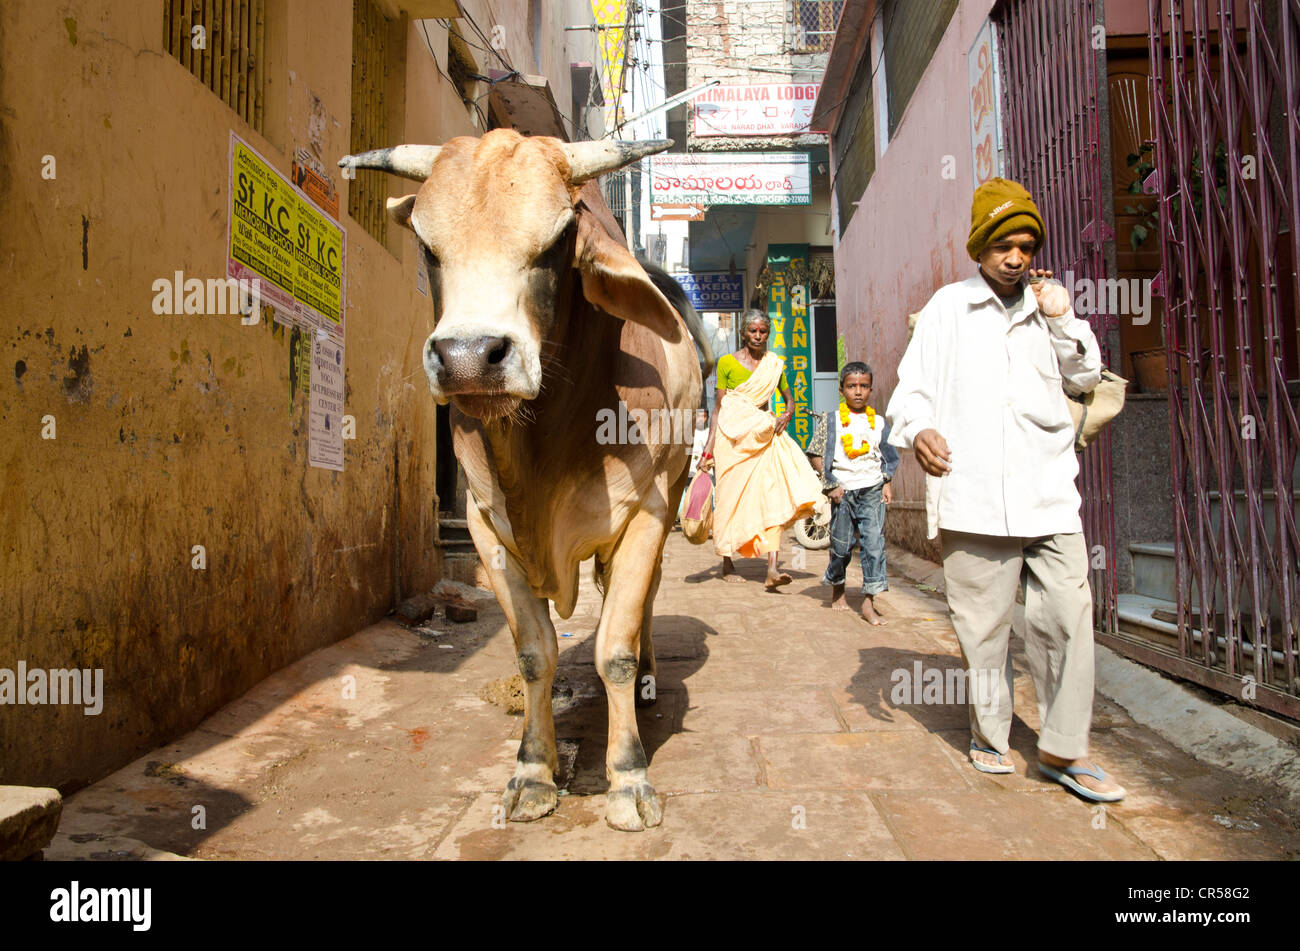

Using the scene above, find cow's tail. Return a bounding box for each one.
[592,554,608,598]
[639,258,715,377]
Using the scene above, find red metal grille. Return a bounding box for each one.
[792,1,844,53]
[1146,0,1300,716]
[994,0,1120,636]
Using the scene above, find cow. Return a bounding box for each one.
[340,131,710,831]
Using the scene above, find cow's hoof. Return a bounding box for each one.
[604,782,662,831]
[502,777,558,822]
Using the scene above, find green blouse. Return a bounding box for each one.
[716,352,789,395]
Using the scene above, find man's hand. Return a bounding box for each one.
[828,485,845,504]
[914,428,953,476]
[882,482,893,505]
[1028,268,1071,317]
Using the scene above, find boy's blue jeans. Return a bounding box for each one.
[821,482,889,596]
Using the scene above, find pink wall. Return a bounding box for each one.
[832,0,997,522]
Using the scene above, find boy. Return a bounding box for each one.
[809,362,899,625]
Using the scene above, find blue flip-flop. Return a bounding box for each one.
[969,741,1015,774]
[1038,761,1127,802]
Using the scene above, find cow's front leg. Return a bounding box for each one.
[597,506,670,831]
[467,504,559,822]
[635,558,662,709]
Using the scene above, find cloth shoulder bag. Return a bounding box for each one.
[680,470,714,544]
[1066,368,1127,452]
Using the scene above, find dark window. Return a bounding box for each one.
[163,0,268,131]
[349,0,398,246]
[814,305,838,374]
[832,48,876,232]
[883,0,959,137]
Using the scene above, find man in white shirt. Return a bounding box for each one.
[886,178,1124,802]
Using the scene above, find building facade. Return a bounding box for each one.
[0,0,608,789]
[661,0,845,443]
[818,0,1300,718]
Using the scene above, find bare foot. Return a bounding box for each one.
[830,584,853,611]
[721,559,746,584]
[860,596,887,626]
[764,571,792,592]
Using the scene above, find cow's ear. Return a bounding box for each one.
[574,210,682,341]
[387,194,418,229]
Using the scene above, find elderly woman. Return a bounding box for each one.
[701,310,824,590]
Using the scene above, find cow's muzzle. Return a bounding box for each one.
[424,331,535,418]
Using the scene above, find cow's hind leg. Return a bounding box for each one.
[467,505,559,822]
[597,505,670,831]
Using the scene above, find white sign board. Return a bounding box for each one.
[649,152,811,206]
[693,83,821,137]
[308,333,345,471]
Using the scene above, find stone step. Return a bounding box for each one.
[0,786,63,861]
[1117,593,1290,670]
[1130,541,1176,602]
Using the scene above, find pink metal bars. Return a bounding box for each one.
[1147,0,1300,717]
[994,0,1121,636]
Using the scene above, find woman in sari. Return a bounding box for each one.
[701,311,824,590]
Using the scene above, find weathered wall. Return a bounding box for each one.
[0,0,591,791]
[832,0,996,558]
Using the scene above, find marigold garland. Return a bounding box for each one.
[839,402,877,459]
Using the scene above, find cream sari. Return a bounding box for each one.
[713,352,824,558]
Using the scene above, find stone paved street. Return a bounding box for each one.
[48,533,1300,861]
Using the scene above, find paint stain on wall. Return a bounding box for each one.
[81,216,89,270]
[64,17,77,46]
[62,345,93,403]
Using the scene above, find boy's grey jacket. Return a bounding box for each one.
[808,410,900,494]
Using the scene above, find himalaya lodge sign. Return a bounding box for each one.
[692,83,820,137]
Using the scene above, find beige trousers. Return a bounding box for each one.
[940,530,1095,760]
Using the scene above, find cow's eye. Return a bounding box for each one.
[534,219,575,267]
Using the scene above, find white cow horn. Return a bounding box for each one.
[563,139,674,184]
[338,145,442,182]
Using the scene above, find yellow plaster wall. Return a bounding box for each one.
[0,1,453,789]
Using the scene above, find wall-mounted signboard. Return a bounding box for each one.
[649,152,811,206]
[227,131,346,340]
[968,20,1005,189]
[693,83,821,137]
[673,272,745,312]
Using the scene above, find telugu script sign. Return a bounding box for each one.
[692,83,821,137]
[648,152,811,206]
[968,20,1004,189]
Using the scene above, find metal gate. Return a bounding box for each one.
[1141,0,1300,718]
[993,0,1121,636]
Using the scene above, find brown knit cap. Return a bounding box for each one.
[967,178,1045,260]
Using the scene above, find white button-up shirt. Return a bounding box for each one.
[886,275,1102,539]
